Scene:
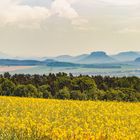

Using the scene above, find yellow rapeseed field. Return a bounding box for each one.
[0,96,139,140]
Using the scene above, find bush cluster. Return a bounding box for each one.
[0,72,140,102]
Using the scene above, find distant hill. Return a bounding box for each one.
[0,59,42,66]
[0,58,121,69]
[112,51,140,62]
[42,51,140,63]
[53,55,73,62]
[50,54,88,63]
[0,52,12,59]
[0,59,79,67]
[0,52,41,60]
[135,57,140,62]
[73,54,88,62]
[1,51,140,65]
[79,51,116,64]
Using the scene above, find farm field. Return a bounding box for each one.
[0,66,34,73]
[0,96,139,140]
[3,65,140,77]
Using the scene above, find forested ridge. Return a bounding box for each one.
[0,72,140,102]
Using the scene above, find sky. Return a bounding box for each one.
[0,0,140,57]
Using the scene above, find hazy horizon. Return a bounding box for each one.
[1,50,140,58]
[0,0,140,57]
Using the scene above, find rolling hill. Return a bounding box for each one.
[112,51,140,62]
[135,57,140,62]
[78,51,116,64]
[0,51,140,65]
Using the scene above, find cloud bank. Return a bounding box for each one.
[99,0,140,5]
[0,0,86,28]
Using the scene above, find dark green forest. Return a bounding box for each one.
[0,72,140,102]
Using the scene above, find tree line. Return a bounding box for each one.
[0,72,140,102]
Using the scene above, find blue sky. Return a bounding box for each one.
[0,0,140,57]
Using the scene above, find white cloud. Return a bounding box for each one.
[117,28,140,34]
[51,0,88,28]
[0,0,51,28]
[51,0,79,19]
[0,0,87,29]
[99,0,140,6]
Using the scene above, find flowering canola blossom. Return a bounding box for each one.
[0,96,139,140]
